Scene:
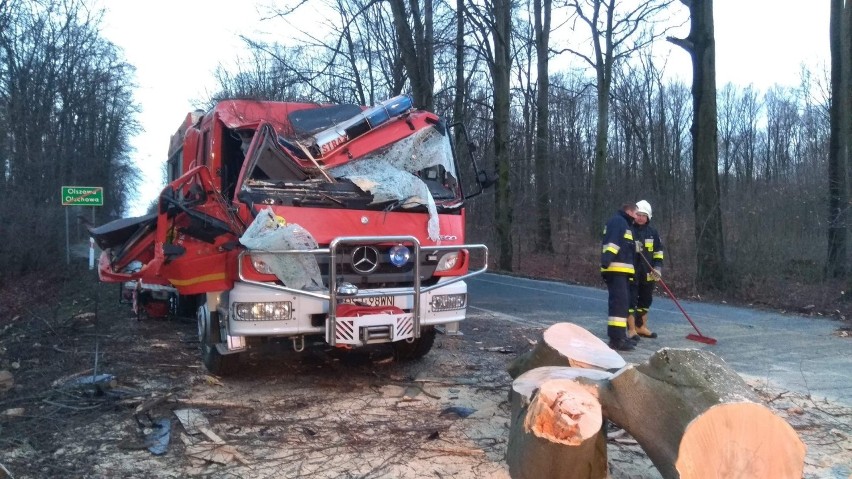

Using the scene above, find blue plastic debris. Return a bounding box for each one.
[146,418,171,455]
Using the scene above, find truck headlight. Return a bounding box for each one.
[430,293,466,312]
[234,301,292,321]
[435,252,459,272]
[252,258,274,275]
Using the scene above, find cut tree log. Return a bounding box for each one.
[598,348,806,479]
[507,367,613,479]
[507,322,625,378]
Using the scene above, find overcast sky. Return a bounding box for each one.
[99,1,830,216]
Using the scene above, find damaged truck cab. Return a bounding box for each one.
[92,95,490,374]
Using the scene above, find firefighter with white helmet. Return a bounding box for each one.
[627,199,664,340]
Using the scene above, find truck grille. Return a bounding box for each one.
[314,246,447,288]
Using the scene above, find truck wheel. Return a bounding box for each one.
[197,300,240,375]
[392,326,437,361]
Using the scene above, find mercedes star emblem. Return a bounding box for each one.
[351,246,380,274]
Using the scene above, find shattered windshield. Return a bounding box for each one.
[241,121,462,210]
[328,126,458,241]
[329,125,459,201]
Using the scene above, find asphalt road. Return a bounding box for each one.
[467,273,852,407]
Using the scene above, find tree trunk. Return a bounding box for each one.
[828,0,848,278]
[599,348,806,479]
[590,84,611,236]
[452,0,465,127]
[507,322,625,378]
[533,0,553,252]
[509,347,806,479]
[492,0,513,271]
[508,367,612,479]
[668,0,727,291]
[388,0,434,111]
[588,1,614,235]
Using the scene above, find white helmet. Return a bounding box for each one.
[636,200,652,219]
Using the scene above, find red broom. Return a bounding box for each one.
[639,253,717,345]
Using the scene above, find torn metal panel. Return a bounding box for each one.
[88,213,157,250]
[213,100,337,137]
[174,408,210,435]
[238,208,323,290]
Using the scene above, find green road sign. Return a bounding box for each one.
[61,186,103,206]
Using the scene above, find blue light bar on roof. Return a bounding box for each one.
[310,94,414,157]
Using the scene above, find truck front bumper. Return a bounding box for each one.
[225,279,468,345]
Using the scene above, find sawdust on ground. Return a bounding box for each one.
[0,275,850,478]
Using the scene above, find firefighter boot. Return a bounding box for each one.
[636,312,658,338]
[607,325,635,351]
[626,314,640,342]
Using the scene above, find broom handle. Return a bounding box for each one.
[637,249,707,337]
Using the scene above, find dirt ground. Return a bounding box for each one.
[1,272,851,478]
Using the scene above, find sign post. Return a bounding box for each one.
[61,186,103,267]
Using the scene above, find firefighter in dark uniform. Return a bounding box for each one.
[600,203,639,351]
[628,200,664,339]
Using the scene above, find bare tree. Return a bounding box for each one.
[465,0,514,270]
[452,0,467,127]
[0,0,137,276]
[492,0,514,270]
[668,0,727,291]
[533,0,554,252]
[389,0,435,110]
[562,0,676,232]
[763,86,799,181]
[827,0,848,278]
[548,72,597,229]
[244,0,410,104]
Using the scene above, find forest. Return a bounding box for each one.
[1,0,851,310]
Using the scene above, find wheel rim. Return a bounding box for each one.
[197,303,209,346]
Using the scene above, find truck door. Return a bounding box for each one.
[153,166,245,295]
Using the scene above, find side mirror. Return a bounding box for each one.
[477,169,497,189]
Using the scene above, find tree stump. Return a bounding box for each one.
[507,367,613,479]
[599,348,806,479]
[507,322,625,379]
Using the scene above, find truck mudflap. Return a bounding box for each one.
[236,236,488,346]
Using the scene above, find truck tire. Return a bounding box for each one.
[392,326,437,361]
[197,300,240,375]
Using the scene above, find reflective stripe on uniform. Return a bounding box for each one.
[645,239,654,251]
[624,231,633,240]
[601,262,635,274]
[602,242,619,254]
[653,251,664,259]
[608,316,627,327]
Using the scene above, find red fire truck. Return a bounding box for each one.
[90,95,490,374]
